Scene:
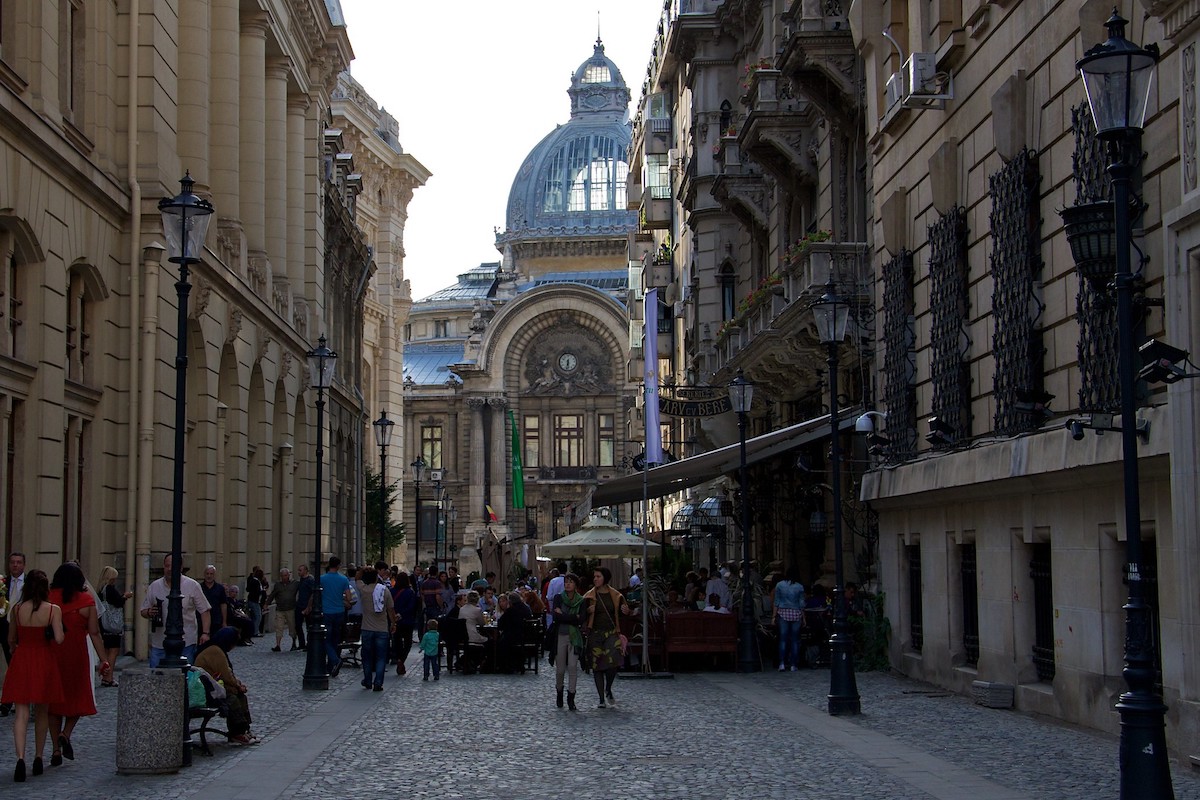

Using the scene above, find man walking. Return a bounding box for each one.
[141,553,212,667]
[296,563,315,651]
[320,556,353,677]
[200,565,229,633]
[267,567,300,651]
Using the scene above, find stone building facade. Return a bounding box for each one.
[402,41,640,578]
[0,0,424,658]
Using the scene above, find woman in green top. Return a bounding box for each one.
[583,567,631,709]
[550,573,586,711]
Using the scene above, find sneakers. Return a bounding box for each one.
[230,734,260,746]
[271,645,281,652]
[605,691,616,706]
[790,666,799,672]
[423,676,429,681]
[373,685,383,692]
[778,664,787,671]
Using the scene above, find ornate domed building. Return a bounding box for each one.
[401,40,641,577]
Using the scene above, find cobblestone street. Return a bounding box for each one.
[2,641,1199,800]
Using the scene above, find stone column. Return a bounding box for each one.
[178,0,210,186]
[286,93,308,298]
[264,57,290,299]
[208,0,240,221]
[488,397,508,522]
[238,13,269,259]
[466,398,487,528]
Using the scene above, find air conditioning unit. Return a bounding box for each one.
[885,71,905,109]
[906,53,938,94]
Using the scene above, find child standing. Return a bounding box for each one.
[420,618,440,681]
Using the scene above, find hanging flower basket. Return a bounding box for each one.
[1059,201,1115,286]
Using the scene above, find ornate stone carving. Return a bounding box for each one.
[466,397,488,410]
[189,277,212,320]
[247,254,268,297]
[487,396,509,409]
[258,334,273,363]
[226,308,243,345]
[522,321,614,397]
[280,351,293,379]
[293,298,308,340]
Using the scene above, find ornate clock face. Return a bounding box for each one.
[558,352,578,372]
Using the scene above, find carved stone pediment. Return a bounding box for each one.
[712,173,769,234]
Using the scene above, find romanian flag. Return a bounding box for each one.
[644,288,664,465]
[509,410,525,509]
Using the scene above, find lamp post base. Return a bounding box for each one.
[1117,685,1174,798]
[737,616,760,673]
[827,623,861,716]
[302,619,329,691]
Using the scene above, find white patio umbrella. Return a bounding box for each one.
[541,515,661,558]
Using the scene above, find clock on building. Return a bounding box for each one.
[558,352,578,372]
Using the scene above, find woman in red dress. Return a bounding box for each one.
[47,563,108,768]
[1,569,65,781]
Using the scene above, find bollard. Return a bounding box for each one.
[115,667,186,774]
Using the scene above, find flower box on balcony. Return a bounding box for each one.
[748,68,781,112]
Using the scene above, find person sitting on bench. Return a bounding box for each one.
[194,627,258,745]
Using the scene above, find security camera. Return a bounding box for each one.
[1067,419,1086,441]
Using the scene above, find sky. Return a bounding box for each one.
[337,1,667,301]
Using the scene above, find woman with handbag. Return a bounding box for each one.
[583,567,631,709]
[550,573,586,711]
[1,569,65,781]
[96,566,131,687]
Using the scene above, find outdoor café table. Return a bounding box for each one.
[478,624,499,673]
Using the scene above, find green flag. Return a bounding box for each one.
[510,410,525,509]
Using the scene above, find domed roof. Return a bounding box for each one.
[499,39,638,243]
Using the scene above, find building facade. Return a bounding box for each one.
[402,41,641,578]
[0,0,423,657]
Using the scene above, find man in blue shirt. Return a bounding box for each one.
[320,556,352,676]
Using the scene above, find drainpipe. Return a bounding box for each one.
[125,0,147,659]
[134,244,162,661]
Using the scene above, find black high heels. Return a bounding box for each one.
[59,735,73,761]
[13,759,24,782]
[30,757,42,776]
[49,752,61,767]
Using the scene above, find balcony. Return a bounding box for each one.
[779,0,858,124]
[709,240,871,388]
[642,193,672,229]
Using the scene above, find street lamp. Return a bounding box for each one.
[811,285,861,715]
[157,173,213,671]
[372,410,395,562]
[410,455,426,565]
[1076,13,1172,798]
[302,334,336,691]
[727,369,759,673]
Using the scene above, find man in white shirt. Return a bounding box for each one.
[543,567,565,627]
[140,553,212,667]
[705,569,732,611]
[0,551,25,712]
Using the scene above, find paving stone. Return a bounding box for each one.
[1,640,1198,799]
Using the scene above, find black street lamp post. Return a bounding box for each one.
[372,410,394,562]
[302,335,337,691]
[812,286,861,715]
[411,456,426,565]
[727,370,759,673]
[1077,13,1172,798]
[157,174,214,671]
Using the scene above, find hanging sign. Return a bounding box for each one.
[658,386,732,417]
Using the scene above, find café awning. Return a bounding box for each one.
[588,408,861,508]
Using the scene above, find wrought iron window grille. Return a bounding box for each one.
[989,148,1047,435]
[927,208,971,448]
[881,250,917,461]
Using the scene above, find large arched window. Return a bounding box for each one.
[542,134,629,213]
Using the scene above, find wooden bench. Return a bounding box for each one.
[187,705,228,756]
[662,611,737,671]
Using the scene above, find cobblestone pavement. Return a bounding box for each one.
[1,640,1199,799]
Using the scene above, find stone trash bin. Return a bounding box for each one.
[116,667,186,774]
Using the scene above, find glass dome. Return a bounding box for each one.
[499,39,638,242]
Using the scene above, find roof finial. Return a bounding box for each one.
[597,9,603,50]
